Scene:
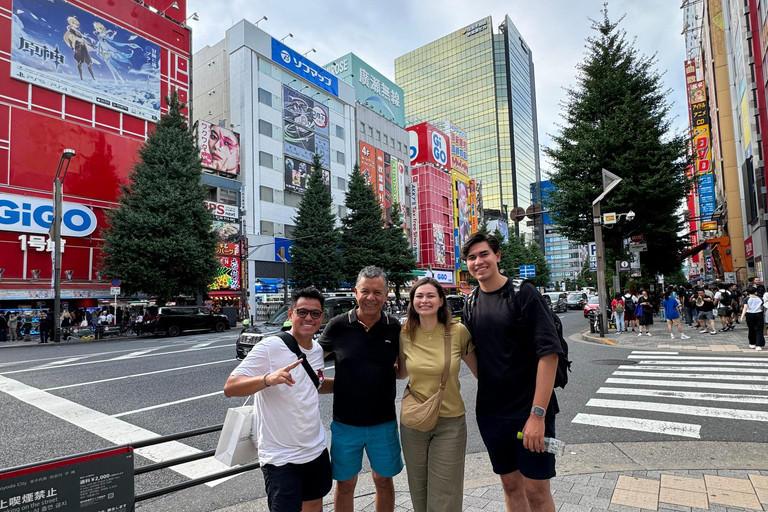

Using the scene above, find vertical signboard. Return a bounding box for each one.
[406,122,451,170]
[375,149,386,207]
[433,226,446,266]
[446,122,469,176]
[452,172,471,269]
[390,156,399,209]
[10,0,162,121]
[469,179,478,233]
[411,181,419,262]
[687,77,716,219]
[359,141,376,186]
[199,121,241,175]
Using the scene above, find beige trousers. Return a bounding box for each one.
[400,415,467,512]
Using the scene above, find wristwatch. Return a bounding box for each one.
[531,406,546,417]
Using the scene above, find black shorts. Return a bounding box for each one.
[476,415,556,480]
[262,449,332,511]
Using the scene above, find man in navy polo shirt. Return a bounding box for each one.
[319,266,403,512]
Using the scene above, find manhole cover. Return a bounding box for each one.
[590,359,638,366]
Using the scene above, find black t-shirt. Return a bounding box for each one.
[318,309,400,426]
[638,295,653,315]
[463,279,563,420]
[698,294,715,312]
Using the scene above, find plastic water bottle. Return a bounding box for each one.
[516,432,566,456]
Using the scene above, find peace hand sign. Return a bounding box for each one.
[265,359,303,387]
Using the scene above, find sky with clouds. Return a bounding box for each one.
[188,0,688,172]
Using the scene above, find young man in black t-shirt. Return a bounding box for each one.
[461,233,562,512]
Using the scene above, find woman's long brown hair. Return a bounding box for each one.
[403,277,452,341]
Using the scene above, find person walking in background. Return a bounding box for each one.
[611,293,626,333]
[682,283,695,327]
[696,288,718,335]
[38,312,51,344]
[22,316,32,341]
[714,283,732,332]
[397,278,478,512]
[663,288,690,340]
[762,289,768,337]
[623,290,638,332]
[0,313,7,342]
[637,290,654,336]
[740,286,765,351]
[8,313,18,342]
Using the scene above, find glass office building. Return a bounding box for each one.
[395,16,541,240]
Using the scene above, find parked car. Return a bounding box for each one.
[143,306,230,337]
[567,292,587,310]
[583,296,601,317]
[445,295,466,320]
[236,296,357,359]
[544,292,568,313]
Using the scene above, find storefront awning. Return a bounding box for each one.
[207,291,242,298]
[705,236,733,272]
[678,241,708,260]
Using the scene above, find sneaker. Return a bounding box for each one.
[700,329,709,333]
[750,344,757,349]
[681,334,691,340]
[646,332,652,336]
[670,333,675,339]
[757,346,763,351]
[709,330,717,335]
[719,328,727,332]
[638,332,643,337]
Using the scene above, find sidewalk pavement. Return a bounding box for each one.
[582,315,765,352]
[212,441,768,512]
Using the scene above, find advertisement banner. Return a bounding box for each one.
[390,156,399,209]
[0,192,97,237]
[453,176,471,249]
[272,38,338,96]
[383,152,393,211]
[411,182,419,262]
[283,85,330,137]
[210,242,241,291]
[199,121,240,175]
[213,221,240,243]
[433,226,446,266]
[469,179,478,233]
[359,141,376,186]
[375,149,386,206]
[447,122,469,175]
[688,76,716,225]
[284,156,328,195]
[397,160,406,206]
[205,201,239,221]
[11,0,161,121]
[406,122,451,169]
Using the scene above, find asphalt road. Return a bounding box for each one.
[1,309,767,511]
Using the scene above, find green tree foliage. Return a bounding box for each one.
[527,242,551,288]
[290,154,342,291]
[383,201,417,299]
[341,165,387,284]
[544,8,690,277]
[101,92,218,304]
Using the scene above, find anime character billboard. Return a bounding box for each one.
[11,0,162,121]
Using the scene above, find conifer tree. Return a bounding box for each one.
[101,91,218,304]
[383,201,417,299]
[544,7,690,276]
[526,242,551,288]
[341,165,387,285]
[290,154,342,291]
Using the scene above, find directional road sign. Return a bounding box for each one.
[519,265,536,278]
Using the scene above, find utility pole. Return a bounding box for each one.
[52,149,75,342]
[592,169,622,338]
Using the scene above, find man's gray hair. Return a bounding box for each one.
[356,266,388,288]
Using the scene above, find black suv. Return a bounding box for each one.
[236,297,357,359]
[143,306,231,337]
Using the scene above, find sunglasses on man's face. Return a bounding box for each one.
[294,308,323,319]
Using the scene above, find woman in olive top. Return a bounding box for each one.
[396,277,477,512]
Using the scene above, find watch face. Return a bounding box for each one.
[532,406,545,417]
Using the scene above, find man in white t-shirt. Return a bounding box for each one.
[224,287,334,512]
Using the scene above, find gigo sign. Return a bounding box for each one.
[431,130,448,167]
[0,193,97,237]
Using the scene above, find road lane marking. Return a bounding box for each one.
[628,355,768,361]
[596,387,768,404]
[113,391,224,417]
[33,357,90,368]
[0,375,238,486]
[605,377,768,391]
[571,413,700,438]
[619,365,768,373]
[0,345,231,376]
[635,360,768,367]
[631,351,680,355]
[613,371,768,381]
[586,398,768,422]
[43,360,236,391]
[111,348,164,360]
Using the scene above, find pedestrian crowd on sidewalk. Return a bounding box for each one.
[608,278,768,350]
[0,306,143,344]
[224,232,566,512]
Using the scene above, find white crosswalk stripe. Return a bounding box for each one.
[572,351,768,438]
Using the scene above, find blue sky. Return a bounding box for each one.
[188,0,688,171]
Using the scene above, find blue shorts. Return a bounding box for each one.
[330,420,404,481]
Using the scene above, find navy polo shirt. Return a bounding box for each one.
[318,309,401,426]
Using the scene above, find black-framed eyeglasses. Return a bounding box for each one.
[294,308,323,319]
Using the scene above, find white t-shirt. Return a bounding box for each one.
[746,296,763,314]
[230,335,326,467]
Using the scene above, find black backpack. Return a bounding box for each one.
[463,279,572,388]
[718,290,731,308]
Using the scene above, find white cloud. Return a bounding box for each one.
[189,0,687,169]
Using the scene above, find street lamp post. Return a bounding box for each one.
[592,169,622,338]
[53,149,76,342]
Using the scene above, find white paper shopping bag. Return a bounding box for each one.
[214,406,258,467]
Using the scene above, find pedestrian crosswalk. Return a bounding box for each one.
[572,351,768,438]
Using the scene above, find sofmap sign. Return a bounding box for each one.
[0,193,97,237]
[271,39,338,96]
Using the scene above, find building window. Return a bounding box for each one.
[258,59,272,75]
[258,88,272,107]
[398,142,402,152]
[368,126,373,137]
[336,124,345,139]
[335,151,346,165]
[259,119,273,138]
[336,177,347,190]
[383,134,388,146]
[338,205,348,218]
[260,186,273,202]
[259,151,274,169]
[284,191,302,208]
[284,224,294,238]
[219,188,238,206]
[376,130,381,141]
[360,122,365,134]
[260,220,274,236]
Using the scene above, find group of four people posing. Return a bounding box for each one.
[224,232,565,512]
